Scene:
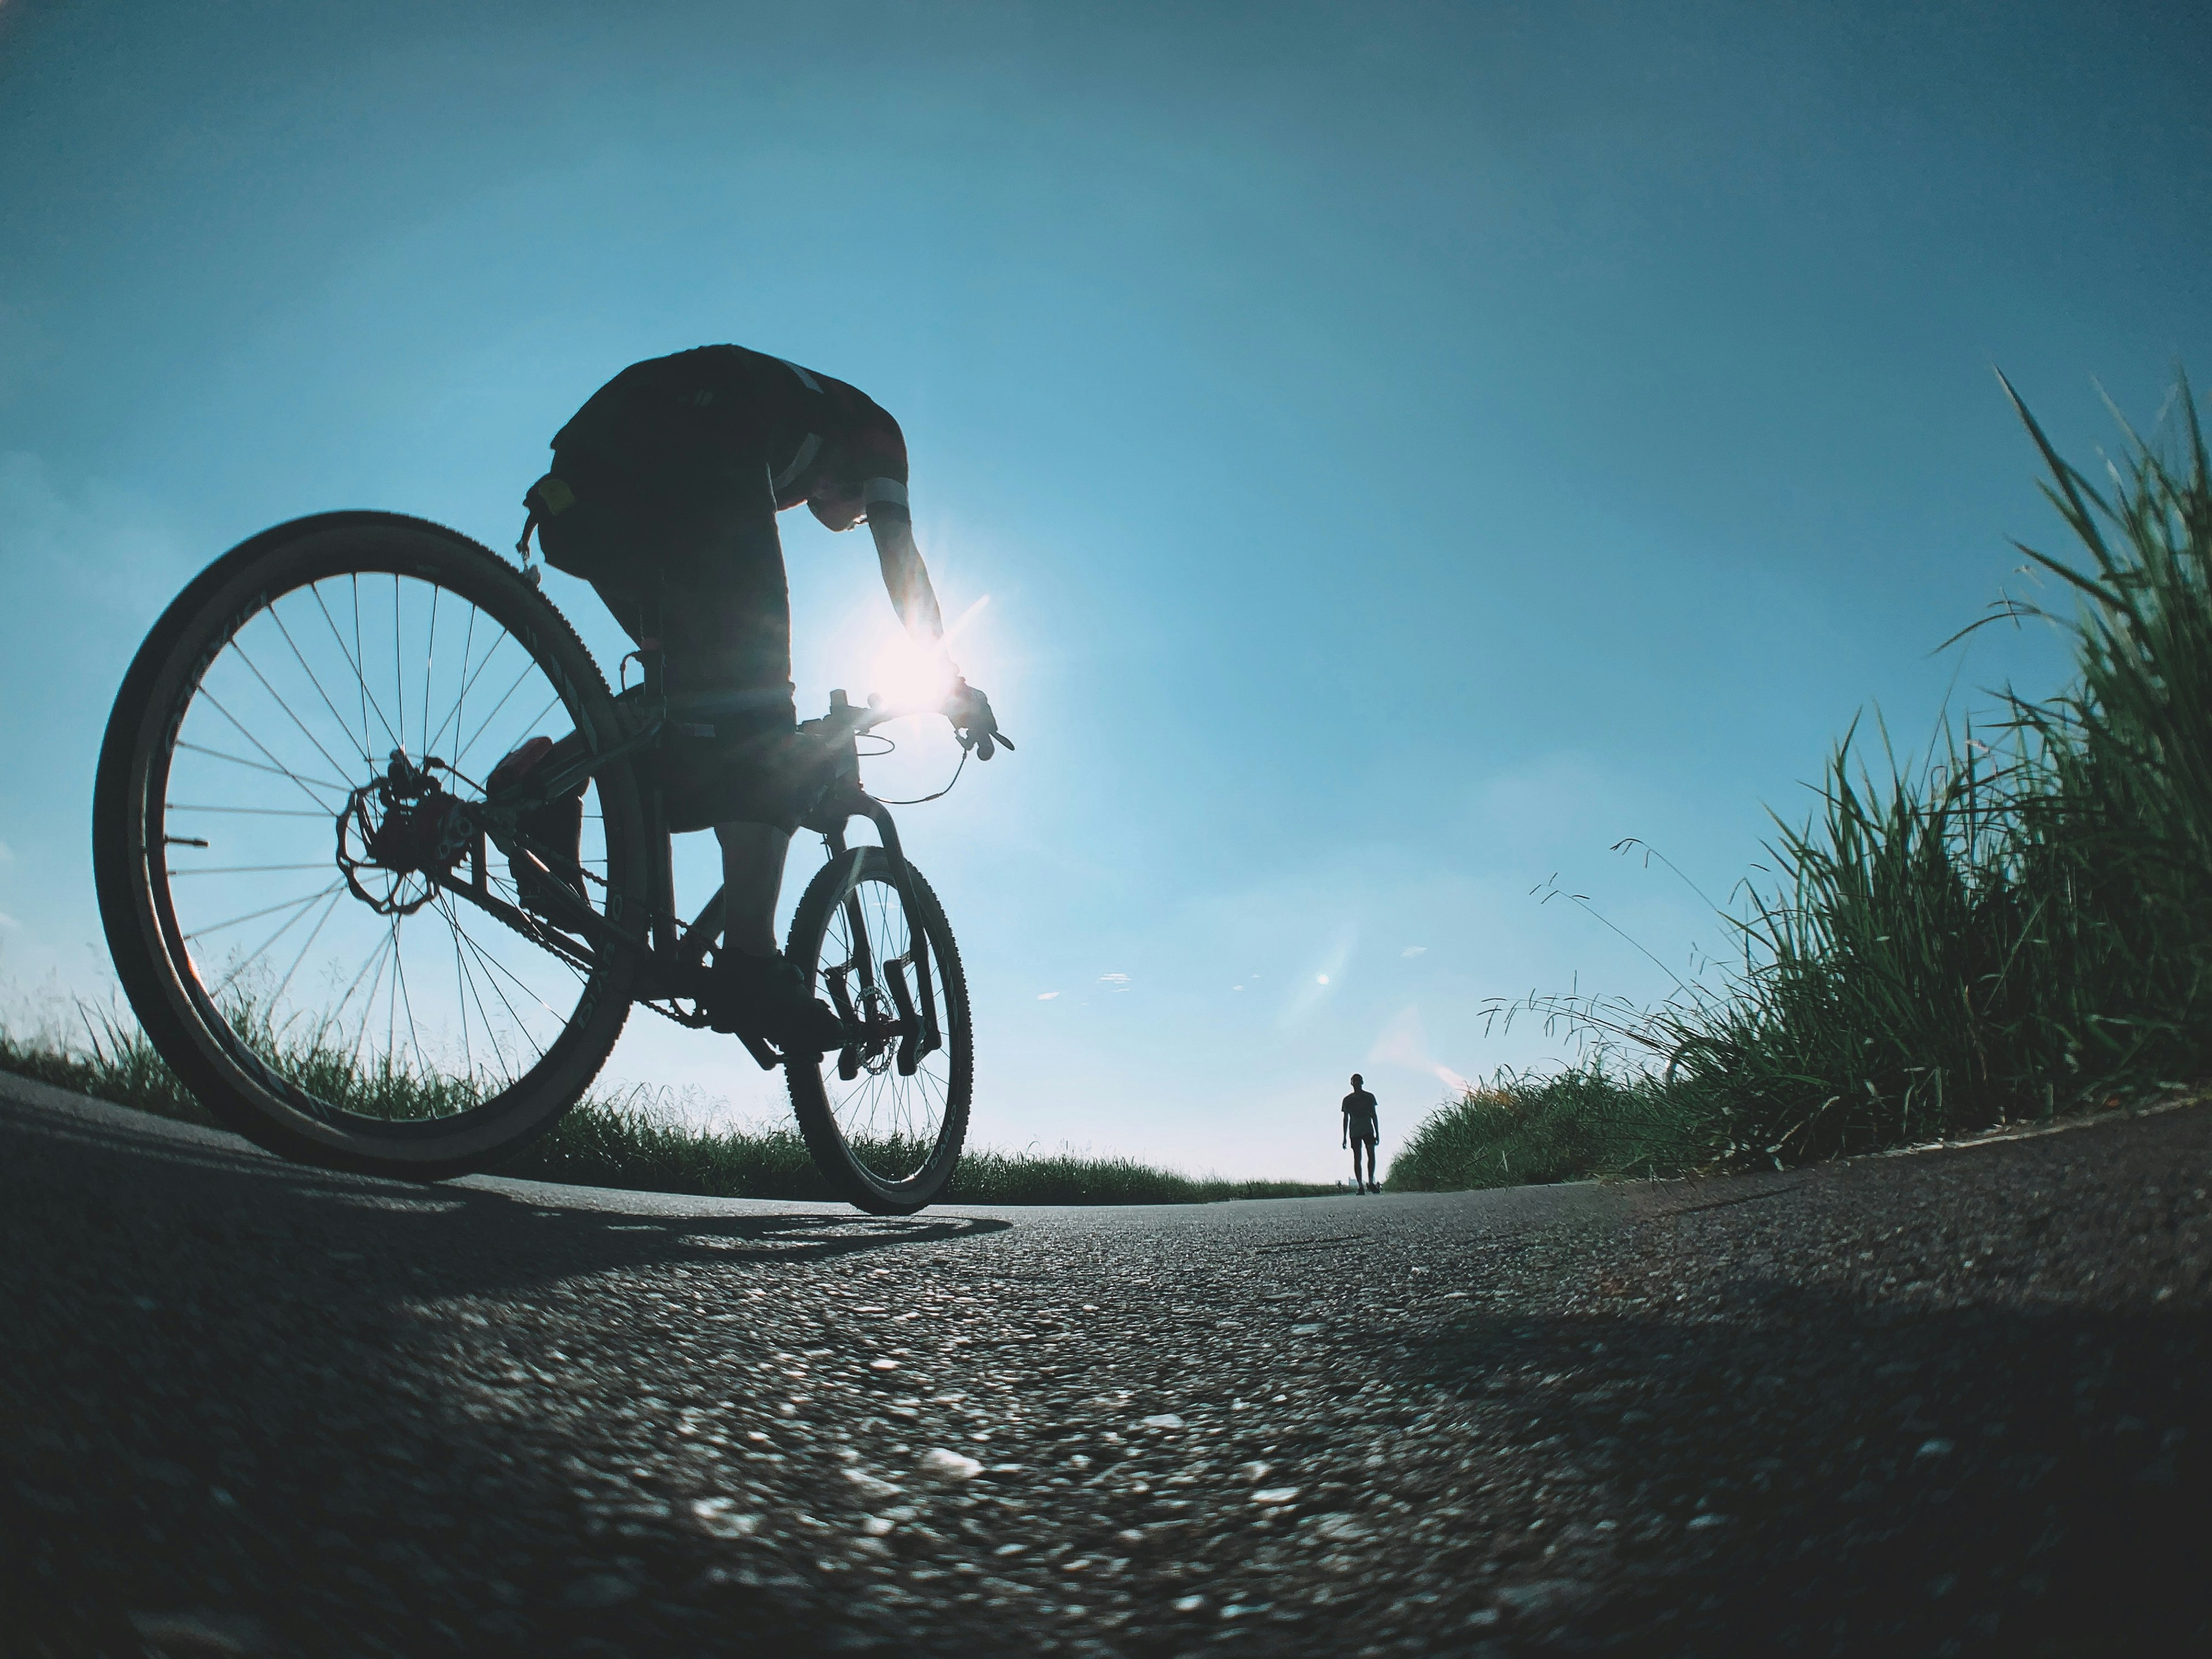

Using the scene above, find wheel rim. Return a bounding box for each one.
[810,873,959,1187]
[150,569,618,1129]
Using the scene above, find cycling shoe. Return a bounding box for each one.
[488,737,586,919]
[709,949,849,1052]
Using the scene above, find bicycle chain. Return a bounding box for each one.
[537,856,718,1031]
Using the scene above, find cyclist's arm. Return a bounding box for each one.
[863,479,944,644]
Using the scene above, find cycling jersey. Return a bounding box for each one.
[526,344,913,832]
[548,344,907,512]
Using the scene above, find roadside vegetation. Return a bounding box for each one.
[1392,377,2212,1192]
[0,1007,1332,1205]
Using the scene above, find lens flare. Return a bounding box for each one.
[1369,1007,1472,1094]
[866,631,959,711]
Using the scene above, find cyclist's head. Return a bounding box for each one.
[1350,1073,1363,1088]
[808,479,866,532]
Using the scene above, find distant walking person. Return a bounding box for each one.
[1342,1074,1381,1194]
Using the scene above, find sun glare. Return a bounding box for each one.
[865,631,960,713]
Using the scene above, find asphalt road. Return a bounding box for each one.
[5,1073,2209,1658]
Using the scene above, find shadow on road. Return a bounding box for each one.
[1380,1283,2212,1654]
[4,1092,1016,1657]
[14,1093,1012,1281]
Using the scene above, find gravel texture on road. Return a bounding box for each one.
[5,1073,2209,1657]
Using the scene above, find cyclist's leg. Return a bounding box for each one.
[646,469,804,960]
[539,444,832,1044]
[716,821,789,955]
[653,471,843,1046]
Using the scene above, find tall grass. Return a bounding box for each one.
[0,1005,1334,1206]
[1394,377,2212,1191]
[1383,1070,1674,1191]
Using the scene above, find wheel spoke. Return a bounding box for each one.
[450,657,544,774]
[440,893,562,1073]
[188,679,354,800]
[421,581,439,760]
[167,804,334,819]
[391,921,432,1087]
[391,573,406,761]
[206,881,348,1001]
[311,579,400,756]
[445,904,578,1028]
[270,888,348,1010]
[423,603,483,760]
[438,893,507,1086]
[182,881,346,945]
[335,924,399,1066]
[265,599,376,767]
[228,635,361,790]
[171,863,332,877]
[380,916,402,1075]
[174,737,347,804]
[451,917,474,1085]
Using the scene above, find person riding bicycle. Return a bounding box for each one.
[504,344,1006,1050]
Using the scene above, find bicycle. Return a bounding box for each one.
[93,510,999,1214]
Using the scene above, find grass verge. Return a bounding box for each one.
[1392,374,2212,1193]
[0,1014,1333,1206]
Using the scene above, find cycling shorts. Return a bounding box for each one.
[537,445,805,832]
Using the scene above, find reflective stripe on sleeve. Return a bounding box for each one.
[861,477,908,508]
[776,357,824,393]
[770,433,822,494]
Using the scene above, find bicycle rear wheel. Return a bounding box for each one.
[786,846,971,1214]
[93,511,647,1179]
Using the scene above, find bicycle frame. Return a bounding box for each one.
[428,641,944,1076]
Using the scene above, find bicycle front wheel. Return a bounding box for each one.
[786,846,972,1214]
[93,511,648,1179]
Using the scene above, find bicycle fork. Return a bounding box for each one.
[821,806,942,1079]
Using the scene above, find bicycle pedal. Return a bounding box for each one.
[736,1031,784,1071]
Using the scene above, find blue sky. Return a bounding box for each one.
[1,0,2206,1180]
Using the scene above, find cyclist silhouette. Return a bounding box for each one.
[1343,1073,1380,1193]
[507,345,1005,1048]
